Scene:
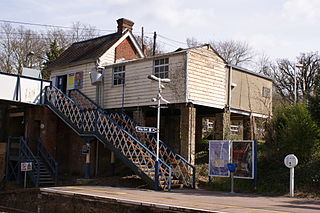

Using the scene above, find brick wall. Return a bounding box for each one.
[115,38,139,61]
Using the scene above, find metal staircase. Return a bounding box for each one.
[69,89,196,189]
[44,86,195,190]
[6,137,58,187]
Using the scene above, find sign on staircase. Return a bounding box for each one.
[135,126,158,133]
[21,162,32,171]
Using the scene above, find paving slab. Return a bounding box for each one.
[41,186,320,213]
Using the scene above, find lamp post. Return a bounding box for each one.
[147,74,170,190]
[294,63,303,103]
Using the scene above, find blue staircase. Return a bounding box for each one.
[6,137,58,187]
[44,86,195,190]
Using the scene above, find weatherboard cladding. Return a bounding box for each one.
[47,32,122,70]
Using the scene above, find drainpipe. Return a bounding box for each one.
[227,66,233,110]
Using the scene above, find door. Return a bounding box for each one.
[57,75,67,94]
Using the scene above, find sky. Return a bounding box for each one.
[1,0,320,62]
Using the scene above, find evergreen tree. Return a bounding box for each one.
[42,40,64,79]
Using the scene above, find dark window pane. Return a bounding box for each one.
[165,58,169,64]
[155,67,159,73]
[160,59,164,64]
[165,66,168,71]
[155,60,159,65]
[160,66,164,72]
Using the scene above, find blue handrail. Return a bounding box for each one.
[37,139,58,185]
[69,89,195,188]
[45,86,172,189]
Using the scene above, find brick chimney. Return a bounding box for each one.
[117,18,134,34]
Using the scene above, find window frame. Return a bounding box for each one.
[262,86,271,98]
[153,57,169,79]
[112,65,125,86]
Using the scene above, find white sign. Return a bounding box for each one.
[136,126,158,133]
[284,154,298,168]
[21,162,33,171]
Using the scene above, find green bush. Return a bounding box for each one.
[264,103,320,164]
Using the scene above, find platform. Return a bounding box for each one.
[40,186,320,213]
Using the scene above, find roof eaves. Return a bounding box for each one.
[228,64,273,81]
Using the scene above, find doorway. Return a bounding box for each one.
[57,75,67,94]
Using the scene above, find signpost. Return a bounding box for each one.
[21,162,32,188]
[135,126,158,133]
[227,163,237,193]
[284,154,298,197]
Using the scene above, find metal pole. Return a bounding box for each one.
[290,167,294,197]
[85,143,91,179]
[294,67,297,103]
[24,171,27,188]
[155,78,160,190]
[231,172,234,193]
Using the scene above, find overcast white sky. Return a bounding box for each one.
[1,0,319,61]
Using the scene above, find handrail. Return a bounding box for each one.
[18,137,40,187]
[37,139,58,185]
[69,89,195,188]
[45,86,172,189]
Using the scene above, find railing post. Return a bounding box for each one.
[168,167,172,191]
[40,80,43,104]
[193,167,196,189]
[154,161,159,190]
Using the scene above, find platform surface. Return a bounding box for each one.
[41,186,320,213]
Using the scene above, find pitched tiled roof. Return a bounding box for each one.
[47,32,122,70]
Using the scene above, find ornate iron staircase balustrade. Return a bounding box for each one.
[37,139,58,185]
[44,86,172,190]
[69,89,195,188]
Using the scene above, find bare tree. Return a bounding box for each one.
[186,37,202,48]
[0,22,99,75]
[266,52,320,103]
[210,40,254,66]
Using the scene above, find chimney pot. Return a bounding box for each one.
[117,18,134,34]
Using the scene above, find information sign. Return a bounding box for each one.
[21,162,33,172]
[135,126,158,133]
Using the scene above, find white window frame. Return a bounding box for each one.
[154,58,169,79]
[262,86,271,98]
[113,65,125,86]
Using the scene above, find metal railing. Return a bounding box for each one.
[7,137,41,187]
[69,89,195,188]
[37,139,58,185]
[45,86,172,189]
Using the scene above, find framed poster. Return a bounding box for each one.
[232,140,255,179]
[67,73,75,90]
[75,71,83,89]
[209,140,230,177]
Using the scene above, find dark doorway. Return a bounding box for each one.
[57,75,67,94]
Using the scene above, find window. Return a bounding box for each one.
[154,58,169,78]
[262,87,271,98]
[113,65,125,85]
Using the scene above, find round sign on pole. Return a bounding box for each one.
[284,154,298,197]
[284,154,298,168]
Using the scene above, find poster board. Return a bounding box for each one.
[209,141,230,177]
[232,140,255,179]
[209,140,256,179]
[67,73,75,90]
